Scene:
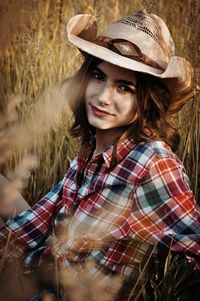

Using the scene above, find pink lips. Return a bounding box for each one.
[90,104,112,116]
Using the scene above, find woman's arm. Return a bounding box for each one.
[128,155,200,263]
[0,178,64,264]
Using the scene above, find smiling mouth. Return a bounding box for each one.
[90,104,113,116]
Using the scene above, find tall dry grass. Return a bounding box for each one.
[0,1,200,301]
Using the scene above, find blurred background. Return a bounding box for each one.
[0,0,199,204]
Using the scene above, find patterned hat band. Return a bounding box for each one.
[94,36,164,71]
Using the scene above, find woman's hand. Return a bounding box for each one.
[0,174,31,222]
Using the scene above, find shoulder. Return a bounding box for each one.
[144,141,185,173]
[126,140,187,180]
[133,141,190,191]
[128,140,182,166]
[116,140,180,184]
[128,141,175,165]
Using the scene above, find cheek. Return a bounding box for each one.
[117,95,137,116]
[85,83,92,104]
[85,81,99,101]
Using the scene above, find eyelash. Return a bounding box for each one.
[91,70,105,81]
[118,85,135,94]
[90,70,136,94]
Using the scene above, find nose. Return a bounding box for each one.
[98,83,113,105]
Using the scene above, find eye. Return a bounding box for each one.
[90,69,105,81]
[118,84,136,94]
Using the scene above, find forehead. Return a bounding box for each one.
[97,61,137,83]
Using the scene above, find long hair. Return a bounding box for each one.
[67,55,101,145]
[67,55,180,168]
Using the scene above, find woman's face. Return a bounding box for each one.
[85,61,137,131]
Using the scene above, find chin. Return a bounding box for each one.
[90,124,111,130]
[87,118,108,129]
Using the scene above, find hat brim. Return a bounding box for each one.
[67,14,195,111]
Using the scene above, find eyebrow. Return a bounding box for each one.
[116,79,136,86]
[94,66,136,86]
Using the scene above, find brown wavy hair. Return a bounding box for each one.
[67,55,180,168]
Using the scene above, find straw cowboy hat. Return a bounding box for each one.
[67,9,195,112]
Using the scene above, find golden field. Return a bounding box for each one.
[0,1,200,300]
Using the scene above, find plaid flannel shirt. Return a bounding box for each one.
[1,139,200,279]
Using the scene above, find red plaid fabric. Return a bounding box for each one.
[0,139,200,278]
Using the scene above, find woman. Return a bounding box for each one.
[0,9,200,301]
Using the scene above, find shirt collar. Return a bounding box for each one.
[77,137,136,169]
[102,138,135,168]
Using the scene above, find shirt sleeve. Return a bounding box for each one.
[128,155,200,261]
[0,179,64,260]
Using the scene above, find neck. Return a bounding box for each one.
[94,128,125,156]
